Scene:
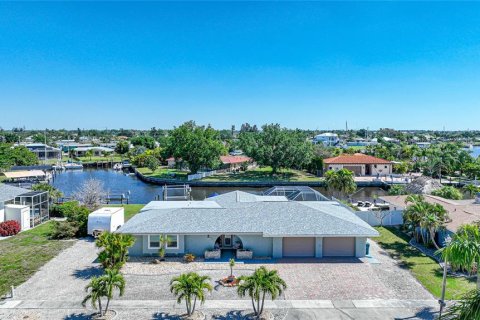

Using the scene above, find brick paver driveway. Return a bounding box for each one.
[14,239,432,302]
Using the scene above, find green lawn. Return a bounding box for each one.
[374,227,475,299]
[202,166,322,182]
[0,221,75,296]
[137,167,189,180]
[108,204,144,221]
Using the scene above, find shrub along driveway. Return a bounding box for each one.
[13,238,432,303]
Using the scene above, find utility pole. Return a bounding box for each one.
[44,129,47,165]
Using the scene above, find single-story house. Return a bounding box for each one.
[117,189,378,259]
[167,155,254,172]
[219,155,254,172]
[25,143,62,160]
[323,153,393,176]
[74,146,114,157]
[380,194,480,245]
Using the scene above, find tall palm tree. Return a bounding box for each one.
[324,168,357,199]
[170,272,212,316]
[237,266,287,317]
[419,203,448,250]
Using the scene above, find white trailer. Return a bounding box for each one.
[87,207,124,237]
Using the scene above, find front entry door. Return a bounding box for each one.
[223,235,232,247]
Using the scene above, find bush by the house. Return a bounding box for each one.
[50,201,90,239]
[49,220,79,239]
[431,186,463,200]
[0,220,21,237]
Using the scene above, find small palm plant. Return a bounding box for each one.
[229,258,235,278]
[463,184,480,199]
[237,266,287,318]
[170,272,213,317]
[158,235,167,261]
[82,268,125,317]
[442,289,480,319]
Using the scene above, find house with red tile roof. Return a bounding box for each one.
[323,153,392,176]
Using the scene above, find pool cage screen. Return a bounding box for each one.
[14,191,49,227]
[263,186,330,201]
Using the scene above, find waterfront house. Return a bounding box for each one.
[117,188,378,259]
[25,143,62,160]
[381,194,480,246]
[219,155,253,172]
[323,153,393,176]
[74,146,114,157]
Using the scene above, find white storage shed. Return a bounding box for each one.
[87,207,125,236]
[4,204,31,231]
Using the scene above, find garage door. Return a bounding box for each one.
[282,237,315,257]
[343,166,361,176]
[323,237,355,257]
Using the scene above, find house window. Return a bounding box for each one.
[148,235,160,249]
[385,165,388,169]
[166,234,179,249]
[374,164,377,168]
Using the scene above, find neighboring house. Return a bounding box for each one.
[25,143,62,160]
[0,184,49,229]
[380,194,480,246]
[74,146,114,157]
[167,155,254,172]
[117,189,378,259]
[323,153,393,176]
[314,133,340,146]
[219,155,253,172]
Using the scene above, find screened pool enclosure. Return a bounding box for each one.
[263,186,330,201]
[14,191,49,227]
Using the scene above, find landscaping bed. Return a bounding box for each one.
[374,226,476,299]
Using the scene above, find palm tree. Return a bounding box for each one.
[82,269,125,317]
[441,224,480,290]
[170,272,212,316]
[229,258,235,278]
[96,232,135,270]
[404,196,448,247]
[82,277,108,316]
[324,168,357,199]
[442,289,480,319]
[237,266,287,318]
[102,268,126,314]
[463,184,480,199]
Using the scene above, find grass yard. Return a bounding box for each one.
[108,203,145,221]
[202,166,322,182]
[0,221,75,296]
[374,226,475,299]
[137,167,189,180]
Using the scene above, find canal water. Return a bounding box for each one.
[52,169,387,204]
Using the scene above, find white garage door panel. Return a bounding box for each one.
[323,237,355,257]
[282,237,315,257]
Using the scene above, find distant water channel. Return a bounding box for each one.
[51,169,387,204]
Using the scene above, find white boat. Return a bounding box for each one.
[64,163,83,170]
[113,163,123,170]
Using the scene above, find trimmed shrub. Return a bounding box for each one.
[0,220,21,236]
[49,220,79,239]
[432,186,463,200]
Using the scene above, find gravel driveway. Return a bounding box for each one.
[14,239,433,302]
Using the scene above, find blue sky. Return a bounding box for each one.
[1,2,480,130]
